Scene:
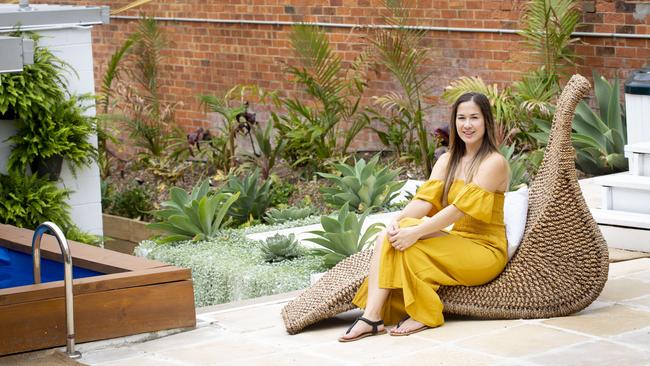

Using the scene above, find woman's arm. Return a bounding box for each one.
[388,153,508,250]
[387,153,451,233]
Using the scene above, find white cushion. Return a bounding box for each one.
[504,186,529,260]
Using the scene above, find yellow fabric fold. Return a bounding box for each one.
[451,183,499,224]
[413,179,444,214]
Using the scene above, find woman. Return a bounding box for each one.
[339,92,509,342]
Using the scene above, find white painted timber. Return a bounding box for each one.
[624,141,650,176]
[591,208,650,230]
[625,93,650,144]
[598,224,650,252]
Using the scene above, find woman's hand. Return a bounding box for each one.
[387,226,420,251]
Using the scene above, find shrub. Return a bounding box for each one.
[318,155,405,212]
[305,203,384,268]
[65,225,102,246]
[148,180,240,243]
[264,206,319,225]
[220,169,272,226]
[268,179,296,207]
[258,233,304,263]
[0,173,72,229]
[104,182,155,221]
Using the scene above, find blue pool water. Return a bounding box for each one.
[0,247,103,290]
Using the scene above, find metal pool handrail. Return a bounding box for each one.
[32,222,81,359]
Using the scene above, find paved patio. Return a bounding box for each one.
[15,257,642,366]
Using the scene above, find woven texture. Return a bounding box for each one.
[281,74,609,334]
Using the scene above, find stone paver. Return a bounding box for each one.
[12,252,650,366]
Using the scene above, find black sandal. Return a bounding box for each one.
[338,316,387,342]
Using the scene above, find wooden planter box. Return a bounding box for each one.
[0,224,196,356]
[102,214,159,255]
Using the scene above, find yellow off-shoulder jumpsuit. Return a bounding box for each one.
[352,179,508,328]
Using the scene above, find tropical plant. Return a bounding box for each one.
[0,172,72,230]
[368,1,435,177]
[519,0,581,82]
[65,224,102,246]
[8,94,98,177]
[220,169,272,226]
[264,206,319,225]
[148,180,240,244]
[531,71,627,175]
[117,16,182,160]
[242,120,285,180]
[199,85,271,173]
[305,203,385,268]
[274,24,369,175]
[318,155,405,212]
[96,34,137,179]
[258,233,304,263]
[499,144,544,190]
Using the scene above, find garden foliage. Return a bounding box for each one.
[258,233,304,263]
[220,169,272,226]
[264,206,319,225]
[306,203,385,268]
[318,155,405,213]
[148,180,240,243]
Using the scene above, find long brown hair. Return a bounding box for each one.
[442,92,500,206]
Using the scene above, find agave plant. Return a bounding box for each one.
[318,155,405,212]
[220,169,272,225]
[148,180,240,244]
[258,233,304,263]
[305,203,385,268]
[531,71,627,175]
[264,206,319,225]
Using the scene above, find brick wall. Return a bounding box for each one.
[37,0,650,151]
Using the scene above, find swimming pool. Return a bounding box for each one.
[0,248,102,289]
[0,224,196,356]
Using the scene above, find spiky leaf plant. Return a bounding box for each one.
[264,206,319,225]
[258,233,304,263]
[148,180,240,244]
[305,203,385,268]
[318,155,405,212]
[220,169,272,225]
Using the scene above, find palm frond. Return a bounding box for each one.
[111,0,155,15]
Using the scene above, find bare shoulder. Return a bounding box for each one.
[429,152,450,180]
[474,152,509,191]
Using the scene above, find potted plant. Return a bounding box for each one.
[0,34,97,180]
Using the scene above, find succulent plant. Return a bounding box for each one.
[264,206,319,225]
[259,233,304,263]
[220,169,272,226]
[318,155,405,212]
[305,203,385,268]
[148,180,240,244]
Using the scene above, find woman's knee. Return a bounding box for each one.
[374,230,388,252]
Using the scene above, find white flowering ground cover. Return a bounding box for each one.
[133,182,419,307]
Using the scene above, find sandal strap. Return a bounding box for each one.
[345,316,384,335]
[358,316,384,334]
[396,315,410,328]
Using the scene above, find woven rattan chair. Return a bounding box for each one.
[281,74,609,334]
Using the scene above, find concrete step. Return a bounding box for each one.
[591,208,650,252]
[624,141,650,176]
[592,172,650,215]
[591,208,650,230]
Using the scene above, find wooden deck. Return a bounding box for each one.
[0,224,196,356]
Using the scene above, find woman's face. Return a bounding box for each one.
[455,100,486,148]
